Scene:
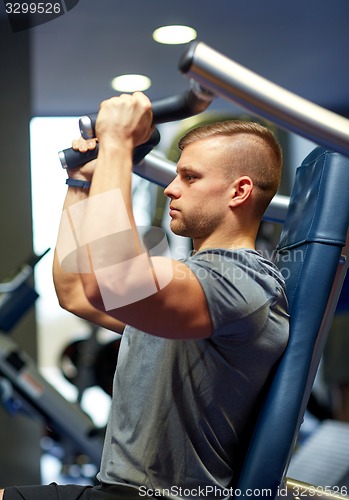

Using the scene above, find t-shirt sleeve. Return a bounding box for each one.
[184,252,274,337]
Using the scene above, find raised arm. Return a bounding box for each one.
[53,140,125,334]
[65,93,212,340]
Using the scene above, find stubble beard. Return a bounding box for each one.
[170,210,223,240]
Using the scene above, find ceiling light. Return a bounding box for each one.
[152,25,197,45]
[111,74,152,92]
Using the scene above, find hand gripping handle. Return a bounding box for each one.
[79,80,214,139]
[58,128,161,170]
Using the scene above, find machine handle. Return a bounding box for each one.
[59,128,161,170]
[79,80,214,140]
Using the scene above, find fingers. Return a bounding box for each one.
[133,91,152,112]
[99,92,152,125]
[72,93,153,150]
[100,92,151,110]
[72,137,98,152]
[95,92,153,147]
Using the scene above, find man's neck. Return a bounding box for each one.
[193,234,256,253]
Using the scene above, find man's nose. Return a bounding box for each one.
[164,176,181,199]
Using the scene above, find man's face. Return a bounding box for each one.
[164,136,234,242]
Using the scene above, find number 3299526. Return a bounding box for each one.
[5,3,62,14]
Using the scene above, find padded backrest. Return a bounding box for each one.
[236,147,349,497]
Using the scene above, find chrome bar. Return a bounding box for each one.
[135,152,289,223]
[284,478,349,499]
[134,152,176,188]
[263,194,290,224]
[179,42,349,157]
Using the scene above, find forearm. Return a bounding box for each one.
[71,92,154,312]
[54,184,125,333]
[78,140,147,309]
[87,138,137,243]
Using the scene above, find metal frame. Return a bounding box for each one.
[179,41,349,157]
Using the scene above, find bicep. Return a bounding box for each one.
[105,258,213,339]
[53,251,125,334]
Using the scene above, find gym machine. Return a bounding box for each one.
[0,252,104,467]
[2,40,349,498]
[59,40,349,499]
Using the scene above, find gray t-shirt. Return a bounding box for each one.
[97,249,289,498]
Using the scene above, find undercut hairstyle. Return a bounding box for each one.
[178,120,283,218]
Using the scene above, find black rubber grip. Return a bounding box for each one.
[79,85,212,140]
[59,129,161,170]
[59,146,100,170]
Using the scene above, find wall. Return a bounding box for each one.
[0,20,42,486]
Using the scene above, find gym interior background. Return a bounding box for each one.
[1,0,349,488]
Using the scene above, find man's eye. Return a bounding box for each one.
[186,174,196,181]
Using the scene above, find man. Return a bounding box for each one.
[1,93,289,500]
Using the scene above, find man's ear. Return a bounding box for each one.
[228,176,254,208]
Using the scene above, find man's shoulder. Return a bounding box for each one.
[186,248,282,277]
[184,247,287,307]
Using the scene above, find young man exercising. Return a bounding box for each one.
[1,92,289,500]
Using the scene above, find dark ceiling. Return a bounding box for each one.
[2,0,349,122]
[24,0,349,120]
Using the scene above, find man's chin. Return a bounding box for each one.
[170,222,188,238]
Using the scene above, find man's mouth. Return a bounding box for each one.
[169,205,180,217]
